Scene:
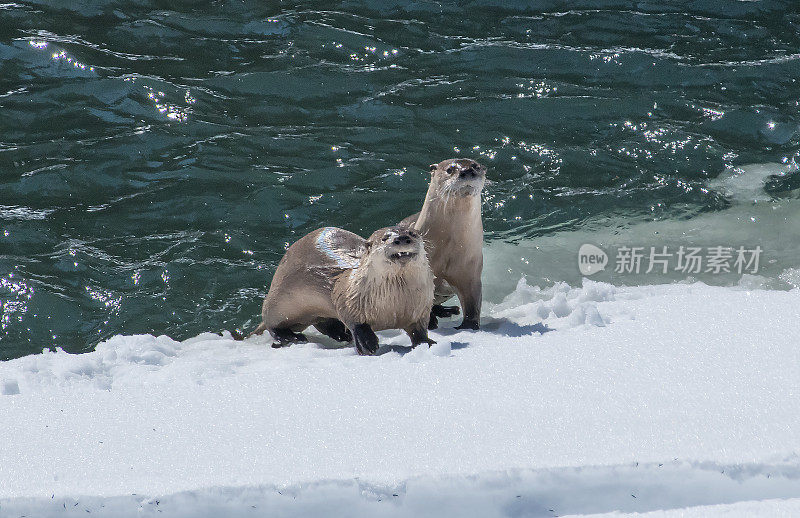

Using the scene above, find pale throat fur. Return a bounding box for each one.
[332,245,434,330]
[414,189,483,272]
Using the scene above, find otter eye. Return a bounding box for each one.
[408,231,418,238]
[382,235,390,242]
[447,165,457,174]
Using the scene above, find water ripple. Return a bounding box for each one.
[1,0,798,358]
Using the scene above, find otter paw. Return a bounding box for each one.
[428,313,439,330]
[410,336,437,347]
[271,329,308,346]
[432,305,460,318]
[314,319,353,343]
[455,319,480,331]
[352,323,379,356]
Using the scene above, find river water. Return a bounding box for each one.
[1,1,799,359]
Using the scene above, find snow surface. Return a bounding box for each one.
[568,498,800,518]
[2,279,800,517]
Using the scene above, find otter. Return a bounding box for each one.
[400,158,486,330]
[241,226,435,355]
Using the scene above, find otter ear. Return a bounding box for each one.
[429,163,437,173]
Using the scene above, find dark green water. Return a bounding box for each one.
[2,1,799,359]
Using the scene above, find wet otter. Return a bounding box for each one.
[242,226,435,355]
[400,158,486,330]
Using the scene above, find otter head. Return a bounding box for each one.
[429,158,486,199]
[364,226,426,267]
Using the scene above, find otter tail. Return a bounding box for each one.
[230,322,268,341]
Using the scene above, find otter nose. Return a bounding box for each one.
[459,167,476,178]
[393,235,412,245]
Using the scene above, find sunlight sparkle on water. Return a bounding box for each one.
[48,49,94,71]
[85,285,122,313]
[1,273,33,331]
[701,107,725,121]
[145,86,190,122]
[589,52,622,65]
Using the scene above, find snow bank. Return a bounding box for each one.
[2,279,800,516]
[569,498,800,518]
[2,469,800,518]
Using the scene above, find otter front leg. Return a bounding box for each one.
[351,323,379,356]
[406,321,436,348]
[428,304,460,330]
[433,305,460,318]
[314,319,352,343]
[454,277,481,330]
[270,327,308,347]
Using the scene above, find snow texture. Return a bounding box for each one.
[2,279,800,517]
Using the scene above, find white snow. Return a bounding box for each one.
[566,498,800,518]
[2,279,800,517]
[1,379,20,395]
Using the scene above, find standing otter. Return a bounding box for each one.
[243,226,435,355]
[400,158,486,330]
